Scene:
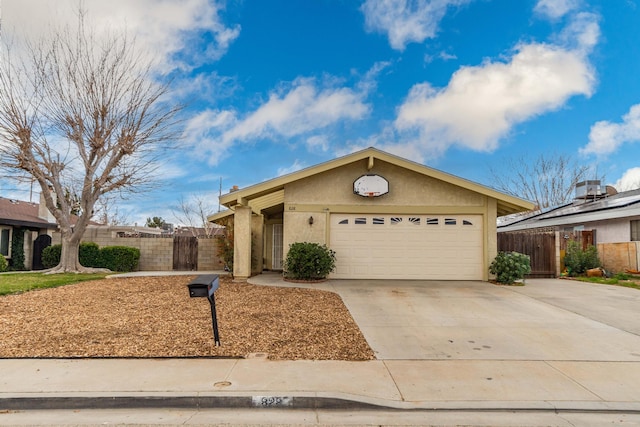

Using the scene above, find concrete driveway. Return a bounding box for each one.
[324,278,640,361]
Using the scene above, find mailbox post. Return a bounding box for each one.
[187,274,221,346]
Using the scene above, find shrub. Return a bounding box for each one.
[564,241,601,276]
[79,242,101,267]
[0,255,8,272]
[42,244,62,268]
[10,228,25,270]
[215,217,234,272]
[99,246,140,272]
[284,242,336,281]
[489,251,531,284]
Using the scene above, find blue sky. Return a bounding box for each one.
[3,0,640,226]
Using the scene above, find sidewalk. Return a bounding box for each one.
[1,272,640,413]
[1,357,640,412]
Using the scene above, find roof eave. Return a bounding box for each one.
[218,147,535,214]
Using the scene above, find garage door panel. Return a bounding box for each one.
[330,214,483,280]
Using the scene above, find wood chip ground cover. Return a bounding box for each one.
[0,276,374,360]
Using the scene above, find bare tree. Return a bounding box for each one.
[173,194,219,237]
[93,195,130,226]
[489,153,599,211]
[0,12,181,272]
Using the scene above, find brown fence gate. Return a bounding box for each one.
[498,230,596,278]
[173,236,198,271]
[497,232,556,278]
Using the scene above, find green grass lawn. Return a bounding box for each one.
[0,272,110,296]
[573,274,640,291]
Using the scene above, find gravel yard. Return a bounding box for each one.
[0,276,374,360]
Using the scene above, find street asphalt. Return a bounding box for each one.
[1,272,639,417]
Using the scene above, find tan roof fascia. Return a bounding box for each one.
[218,147,534,216]
[207,208,234,224]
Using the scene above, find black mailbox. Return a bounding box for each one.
[188,283,209,297]
[187,274,221,346]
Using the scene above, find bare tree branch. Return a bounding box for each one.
[173,194,219,238]
[0,10,182,272]
[489,152,601,211]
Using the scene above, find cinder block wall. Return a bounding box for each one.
[52,227,223,271]
[198,238,225,271]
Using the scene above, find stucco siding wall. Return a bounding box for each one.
[284,159,484,207]
[283,211,327,263]
[279,159,495,280]
[587,219,632,243]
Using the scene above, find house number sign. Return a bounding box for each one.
[353,174,389,197]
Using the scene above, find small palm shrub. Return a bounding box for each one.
[489,251,531,284]
[564,241,600,276]
[284,242,336,281]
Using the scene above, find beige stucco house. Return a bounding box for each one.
[209,148,533,281]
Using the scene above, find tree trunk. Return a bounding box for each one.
[60,235,81,272]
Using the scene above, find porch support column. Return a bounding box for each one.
[251,214,264,275]
[233,205,252,280]
[486,197,497,282]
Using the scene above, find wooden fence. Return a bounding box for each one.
[497,232,556,278]
[497,230,596,278]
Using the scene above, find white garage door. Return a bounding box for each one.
[330,214,483,280]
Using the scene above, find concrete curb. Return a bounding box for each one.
[3,394,640,413]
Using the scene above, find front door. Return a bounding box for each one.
[272,224,283,270]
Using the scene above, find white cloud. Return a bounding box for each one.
[581,104,640,156]
[277,160,307,177]
[534,0,580,19]
[395,42,596,156]
[2,0,240,73]
[172,72,239,103]
[306,135,331,152]
[613,168,640,192]
[182,78,371,164]
[361,0,470,51]
[557,12,600,51]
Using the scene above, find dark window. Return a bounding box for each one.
[445,218,457,225]
[463,220,473,226]
[409,217,420,225]
[0,228,10,257]
[390,217,402,225]
[338,219,348,225]
[426,218,439,225]
[355,217,367,225]
[373,217,384,225]
[632,220,640,241]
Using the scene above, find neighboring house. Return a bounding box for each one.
[209,147,533,281]
[498,181,640,274]
[498,181,640,243]
[174,225,225,238]
[0,195,57,269]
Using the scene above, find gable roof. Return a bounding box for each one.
[0,197,57,229]
[210,147,534,221]
[498,188,640,232]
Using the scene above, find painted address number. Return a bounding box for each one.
[252,396,292,407]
